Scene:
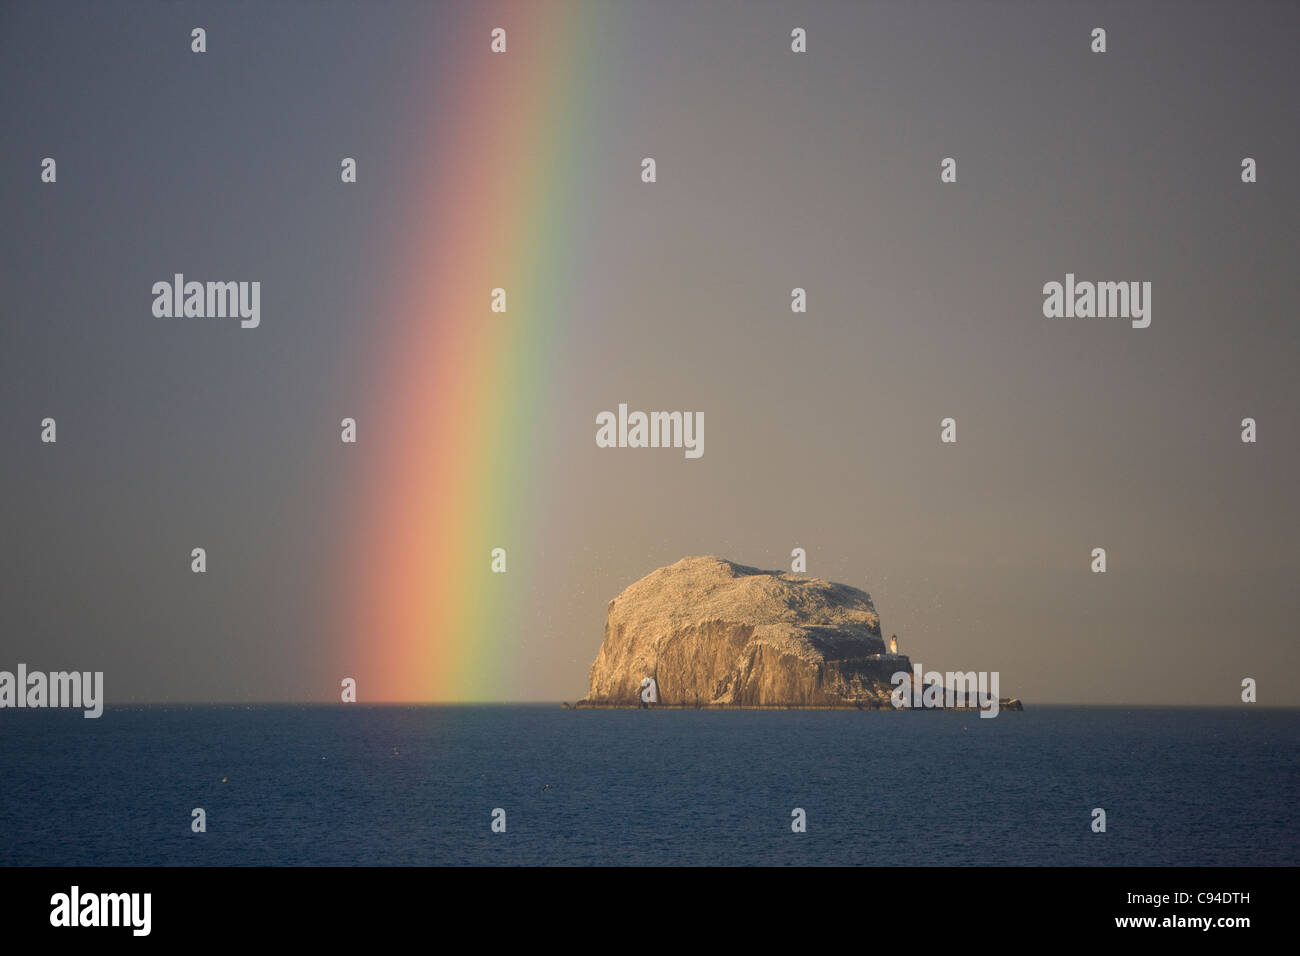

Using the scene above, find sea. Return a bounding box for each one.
[1,705,1295,866]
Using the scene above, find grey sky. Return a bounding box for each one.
[2,1,1296,705]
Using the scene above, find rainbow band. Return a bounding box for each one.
[346,4,593,701]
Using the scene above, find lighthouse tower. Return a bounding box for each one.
[889,634,899,655]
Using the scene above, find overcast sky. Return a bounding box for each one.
[2,1,1297,705]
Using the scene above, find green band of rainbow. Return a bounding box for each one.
[346,3,598,701]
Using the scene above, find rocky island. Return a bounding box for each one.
[574,556,1021,711]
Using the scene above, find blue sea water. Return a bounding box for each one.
[0,706,1295,866]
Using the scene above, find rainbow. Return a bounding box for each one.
[344,3,598,702]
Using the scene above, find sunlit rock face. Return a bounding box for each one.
[582,556,908,707]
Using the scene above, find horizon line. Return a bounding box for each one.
[17,700,1295,710]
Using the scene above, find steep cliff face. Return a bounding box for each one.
[582,556,909,707]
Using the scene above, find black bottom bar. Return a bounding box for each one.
[0,866,1279,942]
